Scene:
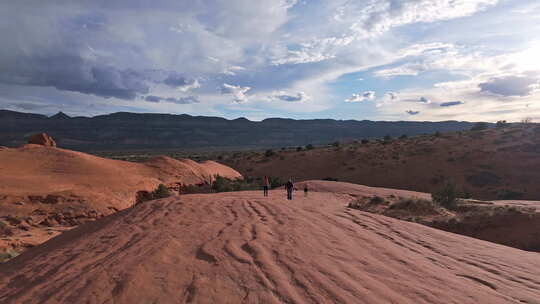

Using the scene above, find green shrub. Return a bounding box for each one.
[388,198,437,215]
[264,149,275,157]
[152,184,171,199]
[497,189,524,200]
[370,196,385,204]
[323,177,339,181]
[431,181,459,209]
[496,120,509,129]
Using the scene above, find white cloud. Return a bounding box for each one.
[220,83,251,103]
[346,0,499,37]
[345,91,375,102]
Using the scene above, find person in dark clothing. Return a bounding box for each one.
[286,179,294,200]
[263,176,270,197]
[304,184,308,197]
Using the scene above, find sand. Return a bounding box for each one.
[1,182,539,303]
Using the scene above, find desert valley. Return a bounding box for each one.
[2,1,540,302]
[2,120,540,303]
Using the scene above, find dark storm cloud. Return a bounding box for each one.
[143,95,200,104]
[163,74,190,87]
[0,54,150,100]
[440,101,464,107]
[145,95,163,103]
[479,75,539,97]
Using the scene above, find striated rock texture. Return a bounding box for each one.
[27,133,56,147]
[1,185,540,303]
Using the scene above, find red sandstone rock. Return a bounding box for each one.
[27,133,56,147]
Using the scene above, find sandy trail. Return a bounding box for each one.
[1,189,540,303]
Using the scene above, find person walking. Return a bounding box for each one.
[263,176,270,197]
[286,178,294,200]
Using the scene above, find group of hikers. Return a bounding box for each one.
[263,176,307,200]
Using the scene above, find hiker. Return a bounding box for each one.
[304,184,308,197]
[263,176,270,197]
[286,178,294,200]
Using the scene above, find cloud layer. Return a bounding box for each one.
[2,0,539,122]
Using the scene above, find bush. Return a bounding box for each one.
[152,184,171,199]
[383,135,392,141]
[361,139,369,144]
[265,149,275,157]
[323,177,339,181]
[431,181,459,209]
[496,120,509,129]
[370,196,385,204]
[471,122,489,131]
[269,176,285,188]
[306,144,314,150]
[332,141,340,147]
[399,134,408,139]
[497,189,524,200]
[387,198,437,215]
[296,146,303,152]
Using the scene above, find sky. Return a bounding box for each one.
[1,0,539,122]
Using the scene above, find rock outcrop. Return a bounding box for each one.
[27,133,56,147]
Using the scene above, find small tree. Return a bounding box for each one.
[383,135,392,141]
[332,141,340,147]
[399,134,408,139]
[306,144,314,150]
[265,149,275,157]
[152,184,171,199]
[431,181,459,209]
[495,120,509,129]
[361,139,369,144]
[522,117,533,124]
[471,122,489,131]
[296,146,303,152]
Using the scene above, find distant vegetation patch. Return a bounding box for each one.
[180,175,285,195]
[466,171,501,187]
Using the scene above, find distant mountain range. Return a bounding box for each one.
[0,109,481,151]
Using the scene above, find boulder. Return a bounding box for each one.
[28,133,56,147]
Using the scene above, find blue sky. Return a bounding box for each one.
[1,0,539,121]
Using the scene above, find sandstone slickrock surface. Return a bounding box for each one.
[1,187,539,303]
